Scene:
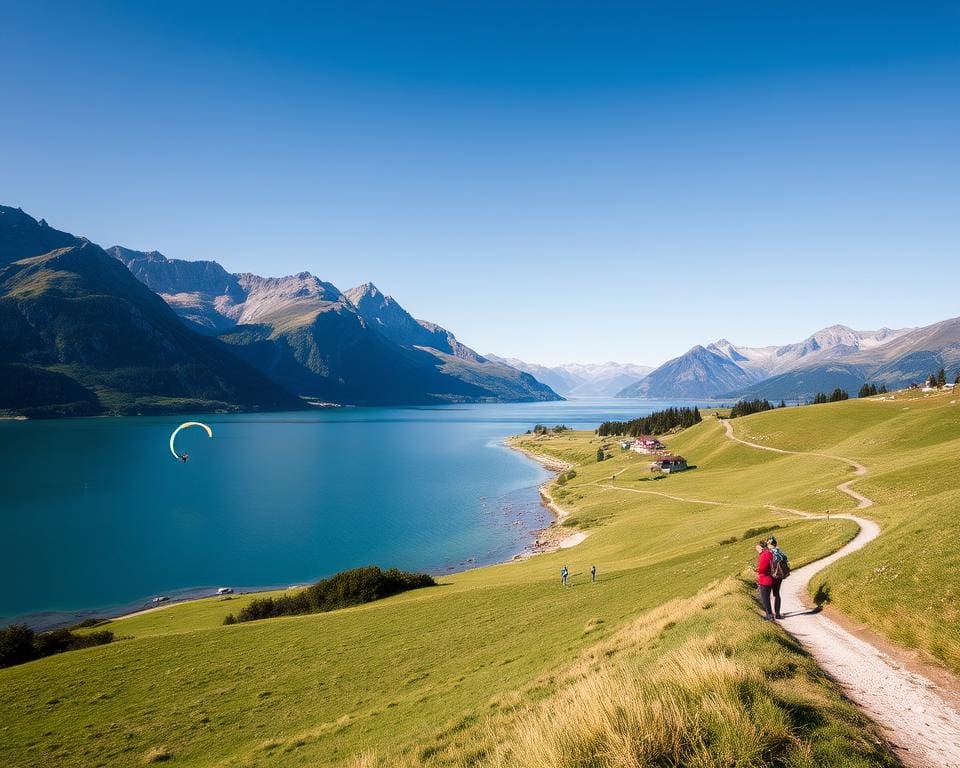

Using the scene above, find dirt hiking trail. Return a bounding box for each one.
[724,420,960,767]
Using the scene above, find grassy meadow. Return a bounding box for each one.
[4,390,958,766]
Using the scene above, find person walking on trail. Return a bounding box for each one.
[755,540,775,620]
[591,564,597,583]
[561,565,569,587]
[767,536,790,619]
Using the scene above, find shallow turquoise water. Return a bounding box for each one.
[0,399,687,625]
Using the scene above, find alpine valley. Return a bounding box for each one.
[3,204,959,418]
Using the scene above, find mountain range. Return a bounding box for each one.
[484,358,653,397]
[111,249,558,406]
[0,207,301,417]
[0,206,559,417]
[4,203,958,416]
[613,323,959,400]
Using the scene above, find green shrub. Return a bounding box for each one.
[236,567,436,623]
[740,525,781,541]
[0,624,113,668]
[0,624,38,668]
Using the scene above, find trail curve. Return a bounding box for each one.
[723,419,960,767]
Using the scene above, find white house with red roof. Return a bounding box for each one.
[630,435,665,454]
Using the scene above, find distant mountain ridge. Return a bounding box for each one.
[617,345,755,399]
[615,323,957,401]
[111,247,559,405]
[487,358,653,397]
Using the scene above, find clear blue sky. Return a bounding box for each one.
[2,1,957,366]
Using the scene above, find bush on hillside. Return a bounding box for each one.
[0,624,38,668]
[0,623,114,669]
[740,525,781,541]
[235,566,436,623]
[597,407,702,437]
[530,424,570,435]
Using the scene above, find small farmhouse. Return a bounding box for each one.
[651,454,688,473]
[630,435,665,454]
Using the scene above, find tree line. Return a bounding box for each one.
[812,389,849,404]
[596,406,702,437]
[729,399,788,418]
[224,566,435,624]
[0,622,114,669]
[857,383,888,398]
[528,424,570,435]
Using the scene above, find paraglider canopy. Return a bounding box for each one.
[169,422,213,461]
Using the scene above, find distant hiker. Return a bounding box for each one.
[591,564,597,583]
[767,536,790,619]
[561,565,569,587]
[755,540,775,620]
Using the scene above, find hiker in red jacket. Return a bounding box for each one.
[755,540,775,621]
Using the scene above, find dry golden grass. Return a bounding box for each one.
[354,580,897,768]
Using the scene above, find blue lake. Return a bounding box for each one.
[0,399,699,626]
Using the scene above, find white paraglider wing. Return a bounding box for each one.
[169,421,214,460]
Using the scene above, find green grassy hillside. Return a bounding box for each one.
[730,389,960,672]
[6,392,957,766]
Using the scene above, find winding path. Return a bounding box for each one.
[722,420,960,767]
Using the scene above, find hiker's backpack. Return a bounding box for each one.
[770,548,791,580]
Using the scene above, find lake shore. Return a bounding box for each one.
[8,415,603,631]
[99,440,588,625]
[504,439,592,558]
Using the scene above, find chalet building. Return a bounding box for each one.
[651,455,688,473]
[630,435,665,454]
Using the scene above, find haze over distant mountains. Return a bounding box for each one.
[500,320,960,402]
[613,323,959,400]
[485,359,653,397]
